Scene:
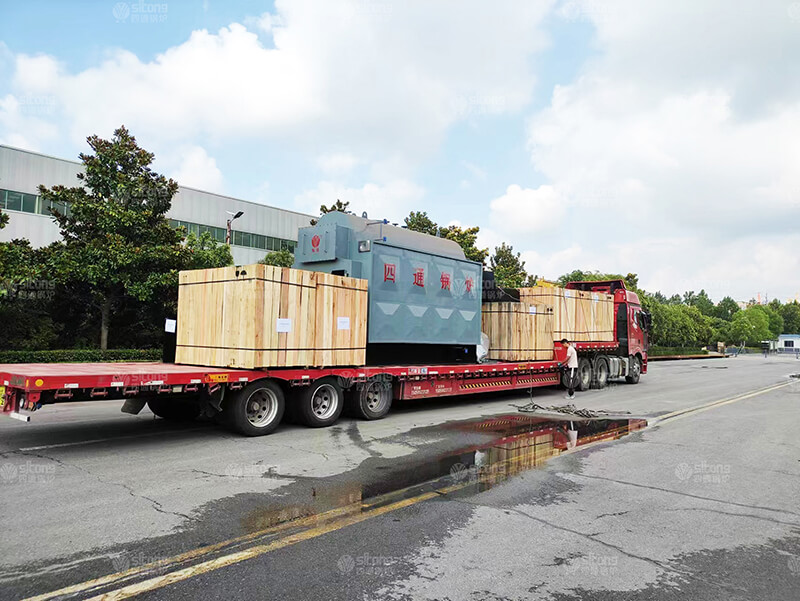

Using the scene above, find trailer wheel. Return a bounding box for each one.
[225,380,285,436]
[298,377,343,428]
[577,358,592,391]
[592,357,609,389]
[626,356,642,384]
[147,397,201,421]
[350,381,393,420]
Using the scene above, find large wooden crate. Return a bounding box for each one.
[176,264,367,368]
[481,302,554,361]
[518,287,614,342]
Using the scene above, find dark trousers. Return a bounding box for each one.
[566,367,577,396]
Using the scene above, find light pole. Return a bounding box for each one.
[226,211,244,245]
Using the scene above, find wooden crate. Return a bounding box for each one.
[176,264,367,368]
[313,272,368,367]
[481,302,554,362]
[518,287,614,342]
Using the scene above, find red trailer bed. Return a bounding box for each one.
[0,339,629,434]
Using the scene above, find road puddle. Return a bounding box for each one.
[242,414,646,534]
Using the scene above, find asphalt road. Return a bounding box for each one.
[1,354,799,600]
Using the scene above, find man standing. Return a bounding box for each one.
[562,338,579,400]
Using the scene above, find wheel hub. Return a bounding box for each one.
[311,384,338,419]
[246,389,279,427]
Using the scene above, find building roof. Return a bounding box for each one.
[0,144,314,220]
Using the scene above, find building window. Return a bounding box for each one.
[5,190,23,212]
[785,340,794,348]
[21,193,37,214]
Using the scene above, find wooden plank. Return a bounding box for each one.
[176,264,367,368]
[519,287,614,342]
[481,302,554,361]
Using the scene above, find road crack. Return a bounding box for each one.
[17,450,196,524]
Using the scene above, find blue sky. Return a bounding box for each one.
[1,1,799,301]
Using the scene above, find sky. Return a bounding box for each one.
[1,0,799,302]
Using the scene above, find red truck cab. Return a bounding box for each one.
[561,279,650,388]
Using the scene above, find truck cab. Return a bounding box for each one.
[564,279,650,387]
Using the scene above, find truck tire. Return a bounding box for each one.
[298,377,343,428]
[626,356,642,384]
[577,358,592,391]
[224,380,285,436]
[349,381,393,420]
[147,397,201,421]
[592,356,609,389]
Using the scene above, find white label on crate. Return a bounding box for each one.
[337,317,350,331]
[528,306,537,314]
[164,318,177,333]
[276,318,292,333]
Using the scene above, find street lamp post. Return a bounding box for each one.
[226,211,244,245]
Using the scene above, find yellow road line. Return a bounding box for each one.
[654,380,792,426]
[21,503,363,601]
[84,485,463,601]
[31,382,780,601]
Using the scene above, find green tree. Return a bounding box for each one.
[780,301,800,334]
[687,289,714,316]
[439,224,488,264]
[404,211,439,236]
[490,243,534,288]
[728,308,771,345]
[184,231,233,270]
[40,126,190,349]
[750,304,783,339]
[311,199,350,225]
[557,269,596,286]
[0,209,8,230]
[714,296,740,321]
[404,211,488,264]
[260,249,295,268]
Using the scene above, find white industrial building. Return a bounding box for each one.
[777,334,800,352]
[0,145,314,265]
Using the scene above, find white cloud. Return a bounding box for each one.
[490,184,566,233]
[316,152,361,177]
[2,0,553,161]
[170,146,224,193]
[504,0,800,299]
[294,179,425,223]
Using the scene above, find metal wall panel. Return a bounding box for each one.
[0,145,313,250]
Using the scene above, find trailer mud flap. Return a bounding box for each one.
[121,398,147,415]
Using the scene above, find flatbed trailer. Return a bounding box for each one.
[0,340,644,436]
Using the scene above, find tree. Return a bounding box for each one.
[557,269,595,286]
[40,126,191,350]
[0,209,8,230]
[311,199,350,225]
[714,296,740,321]
[490,243,534,288]
[728,308,771,346]
[750,304,783,339]
[688,289,715,316]
[780,301,800,334]
[184,231,233,270]
[260,249,295,268]
[439,224,489,264]
[404,211,439,236]
[404,211,489,265]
